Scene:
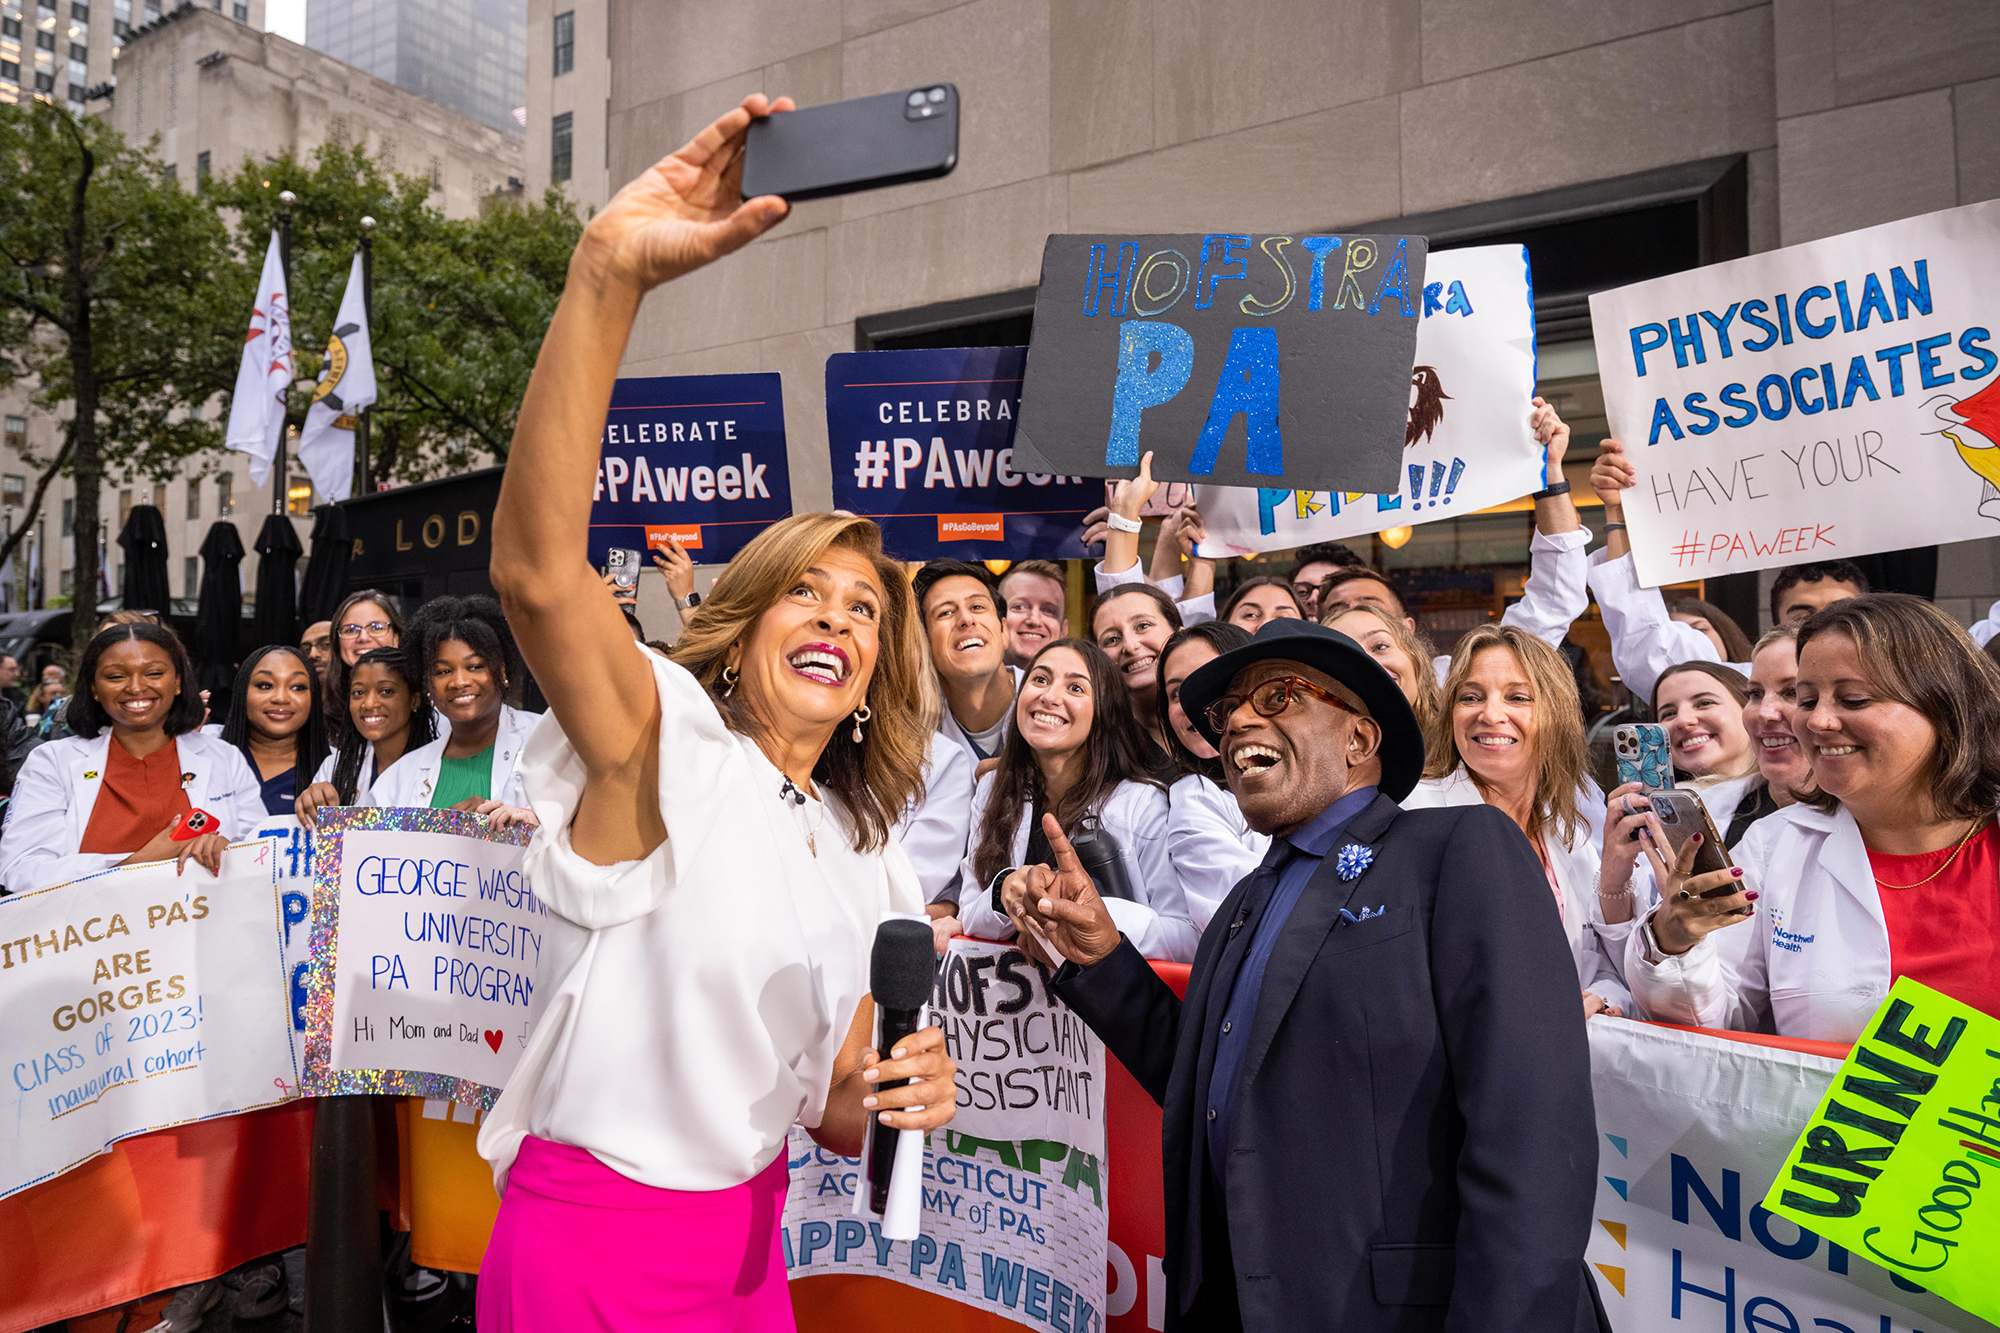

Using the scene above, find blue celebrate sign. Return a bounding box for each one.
[590,372,792,566]
[826,346,1099,561]
[1011,232,1428,495]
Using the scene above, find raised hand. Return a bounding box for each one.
[1107,450,1160,524]
[1592,436,1637,508]
[1530,395,1571,474]
[652,535,696,606]
[1021,813,1122,968]
[575,94,795,295]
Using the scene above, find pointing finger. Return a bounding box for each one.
[1041,813,1087,880]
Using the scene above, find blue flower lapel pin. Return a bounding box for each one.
[1335,842,1374,882]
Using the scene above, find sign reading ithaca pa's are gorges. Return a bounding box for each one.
[1011,232,1428,495]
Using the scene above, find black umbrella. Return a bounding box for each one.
[195,521,247,717]
[253,513,304,649]
[117,504,171,616]
[299,504,353,627]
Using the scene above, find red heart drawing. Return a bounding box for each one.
[484,1030,503,1053]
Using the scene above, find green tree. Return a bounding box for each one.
[206,142,583,487]
[0,102,237,647]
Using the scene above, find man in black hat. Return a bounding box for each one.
[1018,619,1606,1333]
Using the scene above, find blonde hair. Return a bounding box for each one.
[1425,624,1589,846]
[1321,602,1443,735]
[669,514,928,852]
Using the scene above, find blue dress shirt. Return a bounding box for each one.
[1203,784,1378,1183]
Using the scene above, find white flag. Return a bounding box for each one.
[225,230,293,488]
[297,251,376,502]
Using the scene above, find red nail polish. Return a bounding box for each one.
[1731,867,1744,877]
[1744,891,1759,901]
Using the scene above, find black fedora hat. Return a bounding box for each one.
[1181,618,1425,801]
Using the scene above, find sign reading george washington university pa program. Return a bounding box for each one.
[1591,200,2000,586]
[1010,232,1428,496]
[589,372,792,566]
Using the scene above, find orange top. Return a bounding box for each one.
[78,736,194,856]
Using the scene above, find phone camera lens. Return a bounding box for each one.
[907,90,926,108]
[927,87,946,103]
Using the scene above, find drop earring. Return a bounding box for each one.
[720,665,739,698]
[851,703,871,744]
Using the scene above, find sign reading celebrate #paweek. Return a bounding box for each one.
[1011,232,1428,495]
[1591,200,2000,586]
[590,372,792,566]
[826,346,1097,561]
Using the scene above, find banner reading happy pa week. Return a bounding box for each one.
[827,346,1098,561]
[1011,231,1427,496]
[1591,200,2000,586]
[590,371,792,566]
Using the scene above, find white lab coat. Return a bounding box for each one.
[1967,599,2000,649]
[1585,549,1751,702]
[368,705,538,810]
[895,730,977,903]
[1403,768,1620,1005]
[1166,773,1268,932]
[308,746,378,805]
[0,731,268,894]
[1428,526,1592,682]
[1622,803,1941,1042]
[954,774,1196,962]
[1092,561,1216,625]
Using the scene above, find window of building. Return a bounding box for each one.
[196,150,209,182]
[550,110,572,184]
[67,40,82,59]
[35,28,53,50]
[183,554,197,597]
[217,472,233,515]
[162,161,175,181]
[2,16,20,37]
[70,2,87,19]
[34,71,54,93]
[66,80,83,103]
[61,496,72,536]
[286,474,313,517]
[59,567,71,595]
[3,415,24,453]
[185,478,199,520]
[232,0,244,19]
[1,62,18,86]
[551,10,572,76]
[2,475,22,508]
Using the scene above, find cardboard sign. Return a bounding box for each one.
[1586,1019,1991,1333]
[253,814,318,1081]
[1195,245,1545,555]
[0,848,298,1201]
[301,808,539,1107]
[1011,232,1428,495]
[1759,979,2000,1326]
[1590,200,2000,586]
[826,347,1099,561]
[590,372,792,566]
[933,938,1104,1152]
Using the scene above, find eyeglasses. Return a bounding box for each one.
[1204,675,1360,735]
[339,621,393,638]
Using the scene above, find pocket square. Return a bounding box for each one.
[1338,905,1387,924]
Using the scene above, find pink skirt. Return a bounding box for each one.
[477,1136,795,1332]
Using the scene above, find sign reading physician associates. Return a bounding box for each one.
[590,372,793,566]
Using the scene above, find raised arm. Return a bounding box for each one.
[490,95,791,864]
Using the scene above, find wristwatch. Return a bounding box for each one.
[678,592,701,610]
[1532,480,1571,499]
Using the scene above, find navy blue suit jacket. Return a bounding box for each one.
[1055,794,1608,1333]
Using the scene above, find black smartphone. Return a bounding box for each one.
[741,84,959,203]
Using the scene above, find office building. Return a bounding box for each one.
[305,0,524,136]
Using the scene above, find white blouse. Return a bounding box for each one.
[1166,773,1268,932]
[478,651,923,1193]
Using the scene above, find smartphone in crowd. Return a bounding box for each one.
[741,84,959,202]
[1613,722,1673,791]
[605,547,643,591]
[1646,788,1735,879]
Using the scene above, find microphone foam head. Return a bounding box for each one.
[870,918,936,1011]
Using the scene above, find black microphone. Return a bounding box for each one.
[868,917,936,1216]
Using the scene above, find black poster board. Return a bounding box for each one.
[1011,232,1428,495]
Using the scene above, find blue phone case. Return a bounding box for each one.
[1614,724,1672,790]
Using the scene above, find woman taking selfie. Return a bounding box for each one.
[1408,624,1620,1013]
[1626,595,2000,1040]
[1155,622,1267,930]
[0,624,264,892]
[956,638,1192,961]
[296,647,436,825]
[478,93,955,1328]
[369,596,535,815]
[220,645,330,816]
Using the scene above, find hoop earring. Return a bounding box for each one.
[720,666,739,699]
[851,703,872,744]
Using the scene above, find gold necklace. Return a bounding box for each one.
[1871,816,1989,889]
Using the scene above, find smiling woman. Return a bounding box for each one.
[220,645,331,816]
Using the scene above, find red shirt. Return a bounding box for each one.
[1868,822,2000,1019]
[78,736,193,856]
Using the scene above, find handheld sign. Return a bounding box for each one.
[1011,231,1428,495]
[1761,978,2000,1327]
[826,346,1097,560]
[301,807,539,1108]
[1591,200,2000,586]
[590,372,792,566]
[1196,245,1545,554]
